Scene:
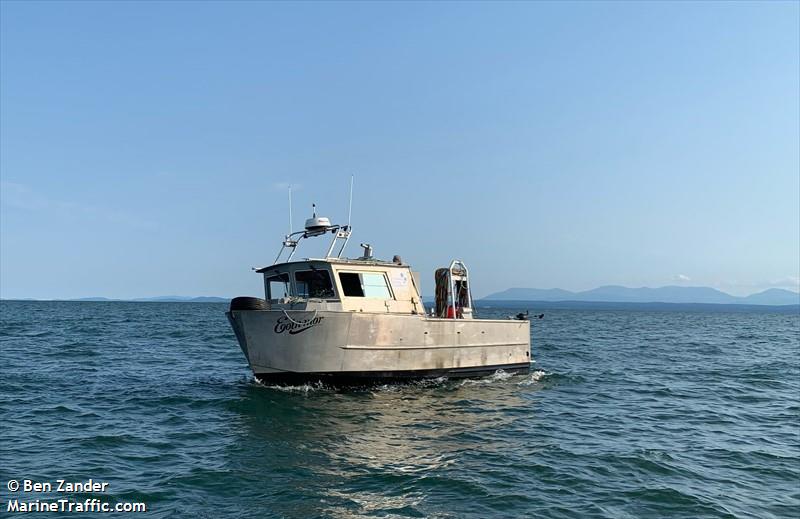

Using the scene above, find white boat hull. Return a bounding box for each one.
[227,309,531,383]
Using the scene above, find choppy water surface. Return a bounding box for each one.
[1,301,798,518]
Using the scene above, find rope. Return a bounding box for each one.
[282,308,318,324]
[435,268,449,317]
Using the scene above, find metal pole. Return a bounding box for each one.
[288,185,293,235]
[325,231,338,258]
[449,260,457,319]
[347,175,354,227]
[337,231,351,257]
[464,262,475,317]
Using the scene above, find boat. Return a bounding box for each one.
[226,204,531,384]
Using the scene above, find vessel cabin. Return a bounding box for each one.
[255,259,426,315]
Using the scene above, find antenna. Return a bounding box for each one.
[347,175,354,227]
[287,185,293,235]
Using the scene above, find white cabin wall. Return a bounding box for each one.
[331,264,422,314]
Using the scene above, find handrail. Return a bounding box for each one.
[281,308,319,325]
[273,224,352,265]
[447,259,474,319]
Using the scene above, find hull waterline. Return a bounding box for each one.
[251,363,531,386]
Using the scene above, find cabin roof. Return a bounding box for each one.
[254,257,409,273]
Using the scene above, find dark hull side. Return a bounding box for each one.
[253,362,531,386]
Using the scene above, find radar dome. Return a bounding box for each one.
[305,216,331,232]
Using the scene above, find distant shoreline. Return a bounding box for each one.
[475,300,800,313]
[0,297,232,303]
[483,286,800,306]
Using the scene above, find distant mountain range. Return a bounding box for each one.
[482,286,800,306]
[69,296,231,303]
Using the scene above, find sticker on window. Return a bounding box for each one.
[391,271,409,288]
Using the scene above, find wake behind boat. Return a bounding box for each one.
[227,199,531,384]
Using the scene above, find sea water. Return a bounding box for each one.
[1,301,798,518]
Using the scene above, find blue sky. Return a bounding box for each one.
[1,1,798,299]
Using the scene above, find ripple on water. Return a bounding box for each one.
[0,301,798,519]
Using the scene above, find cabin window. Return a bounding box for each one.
[295,270,335,299]
[266,273,291,300]
[338,272,392,299]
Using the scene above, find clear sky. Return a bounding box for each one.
[1,1,798,299]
